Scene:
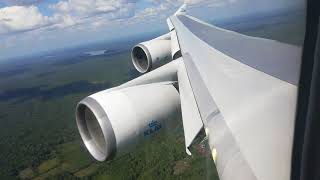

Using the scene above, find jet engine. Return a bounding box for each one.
[76,4,205,165]
[76,82,180,161]
[131,33,172,73]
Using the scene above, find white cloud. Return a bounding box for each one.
[46,0,138,30]
[131,0,237,18]
[0,6,51,34]
[134,0,233,19]
[0,0,43,5]
[51,0,136,17]
[0,0,139,34]
[0,0,235,35]
[183,0,237,7]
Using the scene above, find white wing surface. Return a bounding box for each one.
[168,12,302,180]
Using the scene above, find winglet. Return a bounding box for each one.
[174,4,187,15]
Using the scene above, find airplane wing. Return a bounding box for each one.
[75,4,303,180]
[168,6,302,180]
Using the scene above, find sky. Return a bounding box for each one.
[0,0,304,61]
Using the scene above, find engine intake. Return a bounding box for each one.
[132,35,172,73]
[132,44,152,73]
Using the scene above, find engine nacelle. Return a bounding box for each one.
[132,34,172,73]
[76,83,180,161]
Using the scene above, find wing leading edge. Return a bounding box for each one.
[168,12,301,180]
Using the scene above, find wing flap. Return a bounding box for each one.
[177,59,203,155]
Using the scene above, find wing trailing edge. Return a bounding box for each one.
[177,59,203,155]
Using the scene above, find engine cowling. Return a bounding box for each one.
[76,83,180,161]
[131,34,172,73]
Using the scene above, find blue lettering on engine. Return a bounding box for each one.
[143,120,162,137]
